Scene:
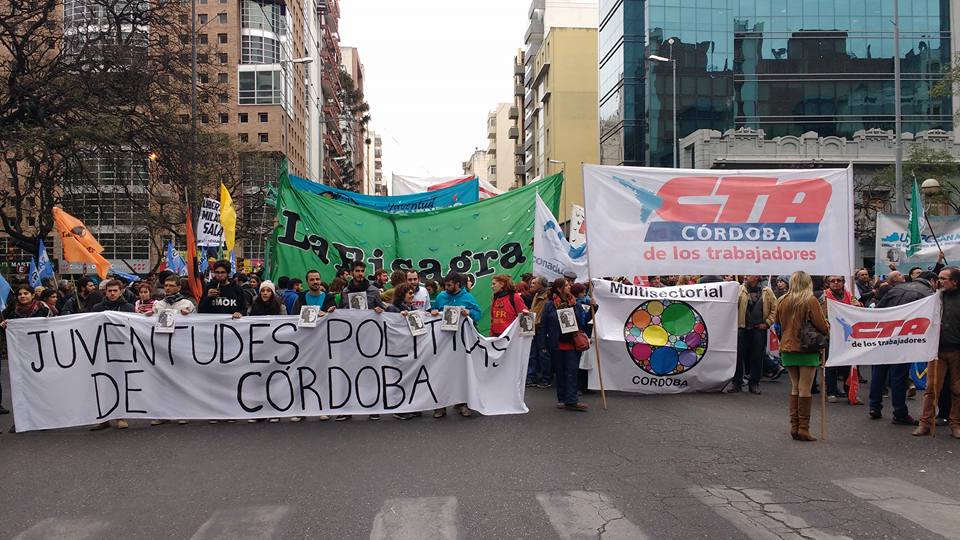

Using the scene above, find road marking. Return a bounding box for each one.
[190,505,290,540]
[535,491,648,540]
[690,485,851,540]
[835,477,960,540]
[13,516,110,540]
[369,496,458,540]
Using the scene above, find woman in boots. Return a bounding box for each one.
[775,271,828,441]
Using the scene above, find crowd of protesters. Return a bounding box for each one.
[0,261,957,440]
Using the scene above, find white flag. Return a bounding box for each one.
[588,279,738,394]
[826,294,941,367]
[533,194,588,282]
[582,164,855,276]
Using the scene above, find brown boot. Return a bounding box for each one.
[789,394,800,440]
[796,396,817,442]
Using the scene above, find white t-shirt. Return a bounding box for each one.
[411,285,431,312]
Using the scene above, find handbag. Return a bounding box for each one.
[799,308,827,353]
[573,331,591,352]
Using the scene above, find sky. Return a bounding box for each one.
[338,1,528,188]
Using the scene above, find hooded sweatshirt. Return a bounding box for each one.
[198,280,248,314]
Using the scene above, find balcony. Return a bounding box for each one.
[508,127,519,140]
[514,144,524,156]
[514,84,524,97]
[487,121,496,139]
[509,106,519,119]
[487,143,496,156]
[524,90,534,108]
[514,64,524,77]
[515,164,526,176]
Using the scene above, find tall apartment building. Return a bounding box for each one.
[362,130,385,195]
[526,27,599,223]
[485,103,515,192]
[522,0,598,201]
[511,49,525,188]
[600,0,957,168]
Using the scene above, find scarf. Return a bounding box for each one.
[45,302,59,317]
[347,278,371,293]
[15,300,41,318]
[101,297,128,310]
[825,288,853,305]
[163,293,185,305]
[552,293,576,310]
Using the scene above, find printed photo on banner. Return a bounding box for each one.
[582,165,855,276]
[298,306,321,328]
[348,292,368,310]
[557,307,578,334]
[406,311,427,336]
[518,312,535,336]
[441,306,461,331]
[154,309,176,333]
[588,279,738,394]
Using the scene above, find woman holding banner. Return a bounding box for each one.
[775,271,829,442]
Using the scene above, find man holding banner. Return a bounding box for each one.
[914,268,960,438]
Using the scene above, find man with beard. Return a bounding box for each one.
[198,260,246,317]
[335,261,384,422]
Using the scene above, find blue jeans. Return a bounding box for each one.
[869,363,911,419]
[551,349,580,405]
[527,346,552,384]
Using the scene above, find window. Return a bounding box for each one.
[219,93,229,103]
[238,69,282,104]
[200,0,207,4]
[241,0,286,34]
[179,15,188,24]
[258,133,269,143]
[218,72,228,83]
[198,14,208,24]
[218,52,228,64]
[179,34,189,44]
[218,33,228,44]
[239,133,249,143]
[178,114,189,124]
[259,112,268,122]
[238,112,248,123]
[198,53,208,63]
[198,34,208,45]
[199,73,209,84]
[200,114,209,124]
[219,113,229,124]
[218,13,227,23]
[240,35,280,64]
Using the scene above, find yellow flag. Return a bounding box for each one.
[219,182,236,252]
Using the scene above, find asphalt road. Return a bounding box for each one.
[1,374,959,539]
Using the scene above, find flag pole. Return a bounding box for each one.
[581,163,608,410]
[820,352,827,441]
[930,357,939,438]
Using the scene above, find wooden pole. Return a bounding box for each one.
[581,163,608,410]
[820,356,828,441]
[930,358,939,438]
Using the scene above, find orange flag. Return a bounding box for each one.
[52,207,110,279]
[184,207,204,301]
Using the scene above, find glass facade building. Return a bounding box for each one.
[600,0,954,167]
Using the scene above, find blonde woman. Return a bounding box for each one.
[774,271,828,442]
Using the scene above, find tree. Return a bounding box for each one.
[0,0,244,268]
[334,68,370,190]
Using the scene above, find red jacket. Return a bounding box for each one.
[490,292,527,336]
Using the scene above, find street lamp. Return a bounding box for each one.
[648,38,677,168]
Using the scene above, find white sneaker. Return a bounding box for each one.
[290,416,303,422]
[319,415,330,421]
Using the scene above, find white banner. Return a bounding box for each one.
[569,204,586,247]
[196,197,225,247]
[534,194,588,282]
[6,312,532,432]
[826,294,941,367]
[875,212,960,275]
[391,173,503,199]
[588,280,738,393]
[582,165,855,276]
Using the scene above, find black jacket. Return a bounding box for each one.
[198,281,248,314]
[89,298,135,312]
[941,288,960,350]
[875,280,934,308]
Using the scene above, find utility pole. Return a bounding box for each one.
[893,0,903,211]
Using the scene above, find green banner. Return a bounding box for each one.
[269,173,564,334]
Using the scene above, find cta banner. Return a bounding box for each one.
[588,280,738,394]
[6,311,533,432]
[196,198,224,247]
[582,165,855,276]
[270,173,563,335]
[826,294,941,367]
[290,175,479,213]
[534,194,588,282]
[875,212,960,275]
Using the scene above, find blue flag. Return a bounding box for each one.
[28,258,42,288]
[199,246,210,275]
[229,250,236,275]
[0,273,11,311]
[37,239,54,280]
[166,240,187,276]
[111,270,141,283]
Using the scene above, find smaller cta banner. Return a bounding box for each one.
[6,312,532,431]
[826,294,941,367]
[589,279,738,394]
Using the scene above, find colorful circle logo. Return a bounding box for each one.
[623,300,708,376]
